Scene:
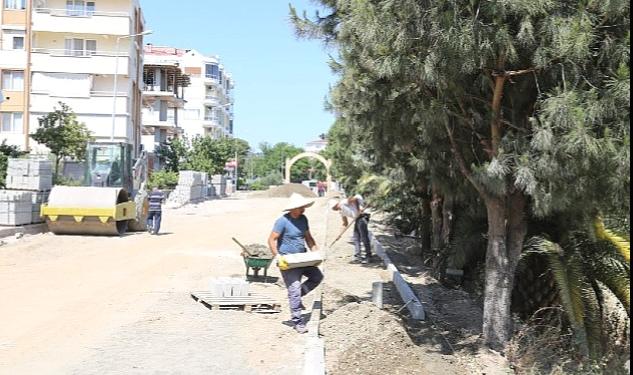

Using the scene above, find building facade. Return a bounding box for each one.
[0,0,30,149]
[1,0,146,155]
[177,48,234,139]
[141,45,189,168]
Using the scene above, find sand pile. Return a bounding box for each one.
[252,183,317,198]
[242,244,272,258]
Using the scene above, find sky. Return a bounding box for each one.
[141,0,337,152]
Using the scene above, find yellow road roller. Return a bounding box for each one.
[40,142,149,236]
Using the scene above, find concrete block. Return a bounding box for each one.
[7,158,53,177]
[372,281,384,308]
[6,175,53,191]
[209,277,250,297]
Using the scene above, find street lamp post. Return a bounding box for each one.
[111,30,153,142]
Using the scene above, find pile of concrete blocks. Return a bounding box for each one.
[6,158,53,192]
[209,174,226,198]
[166,170,208,207]
[0,191,33,226]
[209,277,250,297]
[0,158,53,226]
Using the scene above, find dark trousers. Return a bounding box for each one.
[147,211,162,234]
[353,215,371,259]
[281,266,324,326]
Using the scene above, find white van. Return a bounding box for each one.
[302,179,318,195]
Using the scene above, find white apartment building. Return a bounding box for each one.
[1,0,146,155]
[175,48,234,139]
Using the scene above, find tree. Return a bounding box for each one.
[293,0,630,350]
[0,141,24,188]
[250,142,312,182]
[184,136,250,176]
[31,102,92,179]
[156,136,250,177]
[156,137,189,173]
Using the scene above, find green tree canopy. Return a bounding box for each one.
[156,136,250,177]
[293,0,630,350]
[31,102,92,178]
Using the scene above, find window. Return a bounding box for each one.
[12,36,24,50]
[65,38,97,56]
[85,40,97,55]
[66,0,96,16]
[1,71,24,91]
[4,0,26,10]
[205,64,219,80]
[1,112,23,133]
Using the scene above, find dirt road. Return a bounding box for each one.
[0,196,328,374]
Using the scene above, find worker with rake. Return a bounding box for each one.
[268,193,323,334]
[330,194,373,264]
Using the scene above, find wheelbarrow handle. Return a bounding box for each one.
[232,237,255,257]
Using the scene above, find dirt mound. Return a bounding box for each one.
[252,183,317,198]
[320,300,457,375]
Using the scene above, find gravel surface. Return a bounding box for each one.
[320,210,513,375]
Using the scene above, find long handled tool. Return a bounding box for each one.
[328,216,360,248]
[232,237,256,257]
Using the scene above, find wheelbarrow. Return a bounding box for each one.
[232,237,274,282]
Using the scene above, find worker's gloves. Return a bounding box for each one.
[277,255,289,271]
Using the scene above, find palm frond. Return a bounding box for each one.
[595,217,630,263]
[590,242,631,314]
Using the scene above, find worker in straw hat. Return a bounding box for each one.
[268,193,323,334]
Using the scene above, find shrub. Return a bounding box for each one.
[148,170,179,190]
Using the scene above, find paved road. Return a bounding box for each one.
[0,196,328,374]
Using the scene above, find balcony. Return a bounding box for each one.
[202,116,221,129]
[31,48,129,75]
[32,8,131,36]
[30,91,128,115]
[203,95,221,106]
[203,74,221,87]
[142,110,178,129]
[142,85,185,107]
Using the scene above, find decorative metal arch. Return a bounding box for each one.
[284,152,333,188]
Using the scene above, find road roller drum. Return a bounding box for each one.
[40,186,136,236]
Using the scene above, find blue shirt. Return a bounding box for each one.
[272,214,309,255]
[148,190,164,212]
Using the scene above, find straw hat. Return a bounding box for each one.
[283,193,315,211]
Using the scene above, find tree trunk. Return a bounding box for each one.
[431,192,443,253]
[482,192,527,350]
[441,196,453,249]
[55,155,62,182]
[420,196,432,257]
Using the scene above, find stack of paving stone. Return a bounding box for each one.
[6,158,53,192]
[0,191,33,226]
[1,158,53,225]
[210,174,226,198]
[209,277,250,297]
[166,170,208,207]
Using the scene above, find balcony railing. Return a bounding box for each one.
[34,7,129,18]
[32,47,127,57]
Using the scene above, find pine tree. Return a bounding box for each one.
[293,0,630,349]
